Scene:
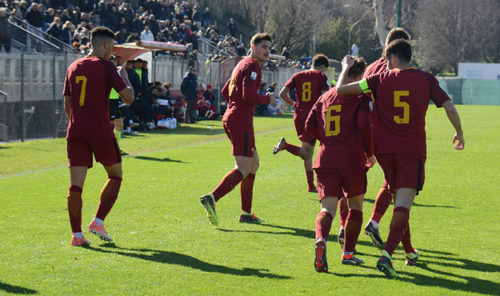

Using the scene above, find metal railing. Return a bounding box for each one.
[0,90,7,142]
[7,11,76,54]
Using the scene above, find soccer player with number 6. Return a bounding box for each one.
[63,27,134,246]
[305,58,375,272]
[273,54,330,193]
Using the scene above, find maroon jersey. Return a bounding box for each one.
[63,56,126,140]
[364,57,387,78]
[221,56,270,124]
[305,88,372,169]
[284,70,329,120]
[364,68,451,156]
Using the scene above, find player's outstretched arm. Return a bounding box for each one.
[337,55,363,96]
[118,67,134,105]
[442,100,465,150]
[279,86,295,106]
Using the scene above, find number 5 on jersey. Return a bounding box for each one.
[76,75,88,106]
[393,90,409,124]
[325,105,341,136]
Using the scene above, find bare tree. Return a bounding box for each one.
[415,0,500,73]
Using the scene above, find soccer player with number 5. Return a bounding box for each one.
[273,54,330,192]
[337,39,464,278]
[63,27,134,246]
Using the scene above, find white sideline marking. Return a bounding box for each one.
[0,127,292,180]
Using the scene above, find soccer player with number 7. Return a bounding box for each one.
[63,27,134,246]
[336,39,464,278]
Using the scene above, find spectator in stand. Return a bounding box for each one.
[25,3,44,31]
[204,84,216,107]
[180,66,198,123]
[115,27,128,44]
[202,7,210,28]
[62,21,74,44]
[126,31,139,43]
[0,8,11,53]
[281,47,289,60]
[256,83,269,115]
[226,17,236,37]
[192,4,201,30]
[237,42,246,56]
[47,16,63,41]
[131,13,144,33]
[140,25,154,41]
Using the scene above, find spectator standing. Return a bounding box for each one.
[202,7,210,28]
[226,17,236,37]
[0,8,12,53]
[61,21,74,44]
[47,17,63,41]
[140,25,154,41]
[180,66,198,123]
[281,47,289,60]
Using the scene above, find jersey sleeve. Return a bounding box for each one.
[320,73,330,92]
[428,74,451,107]
[106,62,127,93]
[284,74,295,90]
[362,73,382,99]
[305,100,321,140]
[241,64,270,105]
[221,78,230,101]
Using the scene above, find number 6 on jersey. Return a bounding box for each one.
[325,105,341,136]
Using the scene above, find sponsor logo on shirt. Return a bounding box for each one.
[250,72,257,80]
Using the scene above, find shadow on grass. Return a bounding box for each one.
[150,125,224,136]
[363,198,458,209]
[0,282,37,294]
[331,249,500,295]
[217,223,375,249]
[86,244,290,279]
[132,155,187,163]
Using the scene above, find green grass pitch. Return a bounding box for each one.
[0,105,498,295]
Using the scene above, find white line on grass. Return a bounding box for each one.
[0,127,292,180]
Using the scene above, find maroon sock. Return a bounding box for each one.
[315,211,333,241]
[240,173,255,213]
[306,170,315,188]
[384,207,410,256]
[344,209,363,253]
[371,185,392,223]
[285,143,302,156]
[338,197,348,227]
[212,169,243,201]
[401,223,415,253]
[95,176,122,221]
[67,185,83,233]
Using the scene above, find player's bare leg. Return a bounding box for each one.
[342,194,364,265]
[315,196,338,272]
[377,188,416,278]
[239,150,265,223]
[365,181,391,247]
[68,166,89,246]
[274,138,316,192]
[89,163,123,242]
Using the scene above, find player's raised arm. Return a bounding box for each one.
[279,86,295,106]
[337,55,364,96]
[241,68,273,105]
[441,100,465,150]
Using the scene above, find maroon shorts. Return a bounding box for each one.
[314,167,367,200]
[376,153,425,194]
[223,120,256,157]
[67,138,121,168]
[294,117,316,145]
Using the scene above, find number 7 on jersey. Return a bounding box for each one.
[75,75,88,106]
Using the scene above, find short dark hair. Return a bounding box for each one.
[386,28,410,45]
[312,54,329,68]
[90,26,115,47]
[348,57,367,78]
[384,39,412,64]
[250,33,272,46]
